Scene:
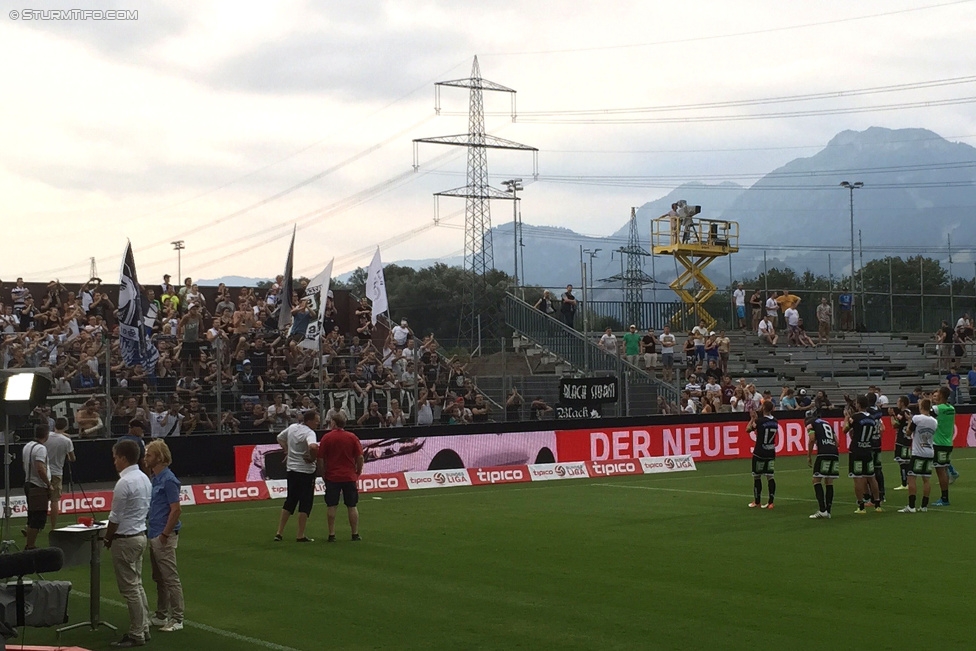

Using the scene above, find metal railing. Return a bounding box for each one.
[503,292,679,408]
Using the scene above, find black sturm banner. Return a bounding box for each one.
[559,377,619,405]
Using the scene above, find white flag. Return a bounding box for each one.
[366,247,388,325]
[299,259,333,350]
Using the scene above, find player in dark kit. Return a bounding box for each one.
[865,392,886,502]
[891,396,914,491]
[747,400,778,509]
[845,394,883,514]
[806,409,839,519]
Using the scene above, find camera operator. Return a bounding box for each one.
[22,424,52,550]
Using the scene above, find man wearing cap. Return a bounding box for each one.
[392,319,410,348]
[806,409,839,519]
[622,325,641,366]
[236,360,263,405]
[796,389,812,410]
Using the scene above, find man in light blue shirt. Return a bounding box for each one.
[146,439,184,633]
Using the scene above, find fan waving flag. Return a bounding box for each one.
[299,258,333,350]
[277,227,296,332]
[366,247,388,325]
[118,242,159,375]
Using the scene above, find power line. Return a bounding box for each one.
[515,95,976,125]
[444,74,976,118]
[483,0,975,56]
[542,133,976,156]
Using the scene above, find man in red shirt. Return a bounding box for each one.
[316,412,365,542]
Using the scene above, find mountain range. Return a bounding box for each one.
[204,127,976,296]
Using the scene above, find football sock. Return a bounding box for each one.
[814,484,826,512]
[767,478,776,503]
[875,468,885,498]
[900,464,908,486]
[909,495,917,508]
[872,498,882,508]
[922,496,930,508]
[941,489,949,502]
[753,477,762,503]
[857,500,865,510]
[825,485,834,512]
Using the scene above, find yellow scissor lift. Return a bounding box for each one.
[651,214,738,331]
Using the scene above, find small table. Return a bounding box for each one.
[48,523,117,635]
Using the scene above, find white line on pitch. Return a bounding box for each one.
[72,590,303,651]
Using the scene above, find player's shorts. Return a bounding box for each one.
[933,445,953,468]
[908,456,934,477]
[324,481,359,508]
[662,353,674,368]
[752,456,775,476]
[872,450,883,468]
[813,455,840,479]
[848,455,875,478]
[736,306,745,319]
[894,444,911,463]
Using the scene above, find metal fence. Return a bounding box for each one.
[577,290,976,335]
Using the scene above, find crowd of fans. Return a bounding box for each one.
[0,275,501,438]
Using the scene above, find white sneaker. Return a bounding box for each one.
[809,511,829,519]
[150,615,168,627]
[160,621,183,632]
[898,506,916,513]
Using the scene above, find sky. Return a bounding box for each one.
[3,0,976,284]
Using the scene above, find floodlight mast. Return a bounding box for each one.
[840,181,863,329]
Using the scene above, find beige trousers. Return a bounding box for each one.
[150,533,185,622]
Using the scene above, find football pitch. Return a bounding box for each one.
[24,450,976,651]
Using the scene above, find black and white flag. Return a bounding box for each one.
[118,242,159,375]
[277,226,296,333]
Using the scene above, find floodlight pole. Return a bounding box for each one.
[502,179,523,290]
[172,240,185,285]
[840,181,863,329]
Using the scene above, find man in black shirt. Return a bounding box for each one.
[806,409,839,519]
[747,400,777,509]
[357,402,385,428]
[891,396,913,491]
[845,394,882,514]
[560,285,577,329]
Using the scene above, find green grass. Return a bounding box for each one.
[21,451,976,650]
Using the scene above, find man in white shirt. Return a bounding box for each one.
[758,315,778,346]
[691,319,709,364]
[157,402,184,438]
[660,326,677,382]
[104,438,153,647]
[44,417,76,529]
[599,328,618,356]
[274,410,320,543]
[765,293,779,324]
[392,319,410,348]
[22,424,52,550]
[784,306,800,345]
[733,283,747,330]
